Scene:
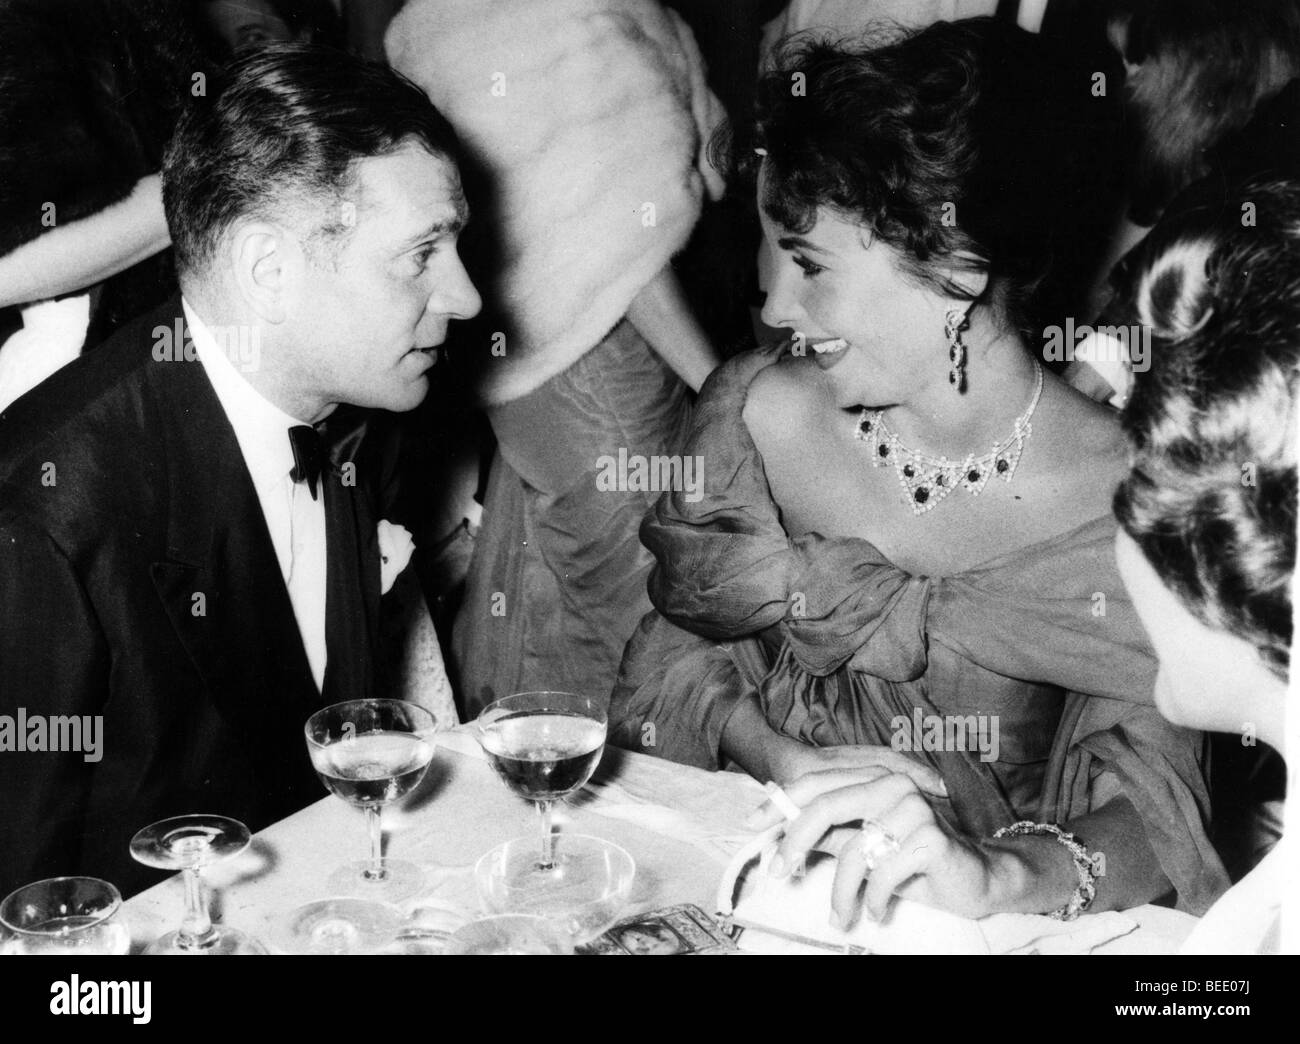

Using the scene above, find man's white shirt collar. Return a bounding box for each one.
[183,298,307,495]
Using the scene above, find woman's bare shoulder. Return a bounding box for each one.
[740,354,831,440]
[1033,372,1131,508]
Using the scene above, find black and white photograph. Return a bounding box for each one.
[0,0,1296,1003]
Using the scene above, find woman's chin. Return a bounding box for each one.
[1152,675,1207,731]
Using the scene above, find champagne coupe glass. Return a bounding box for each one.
[476,691,633,942]
[130,815,266,954]
[305,698,438,901]
[0,877,130,955]
[444,914,574,955]
[475,833,635,945]
[272,897,407,955]
[476,691,607,870]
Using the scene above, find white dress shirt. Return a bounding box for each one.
[185,299,329,692]
[0,295,90,413]
[1181,835,1286,954]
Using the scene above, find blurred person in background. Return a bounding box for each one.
[0,0,209,412]
[193,0,344,59]
[1067,0,1300,407]
[388,0,725,716]
[1113,175,1299,953]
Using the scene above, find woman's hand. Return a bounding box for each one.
[771,742,947,797]
[748,768,1000,926]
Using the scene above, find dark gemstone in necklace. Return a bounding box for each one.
[967,469,980,483]
[878,445,889,457]
[935,475,945,486]
[914,487,929,503]
[902,464,914,478]
[996,458,1009,473]
[861,419,872,433]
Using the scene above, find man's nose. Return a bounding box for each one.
[431,254,482,321]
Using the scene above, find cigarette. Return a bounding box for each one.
[763,780,802,822]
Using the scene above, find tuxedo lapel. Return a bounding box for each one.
[144,311,320,723]
[321,474,376,703]
[321,409,381,703]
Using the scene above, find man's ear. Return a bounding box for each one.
[229,221,290,324]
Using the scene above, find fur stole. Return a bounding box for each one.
[387,0,726,405]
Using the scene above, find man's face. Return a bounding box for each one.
[283,143,481,415]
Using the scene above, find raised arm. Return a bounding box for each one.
[625,264,722,393]
[0,175,169,310]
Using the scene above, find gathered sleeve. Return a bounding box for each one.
[612,346,1228,910]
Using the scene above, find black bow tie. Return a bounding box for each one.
[288,424,327,501]
[288,409,370,501]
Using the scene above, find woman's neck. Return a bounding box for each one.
[881,312,1040,459]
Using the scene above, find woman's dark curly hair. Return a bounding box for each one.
[714,17,1065,337]
[1114,176,1300,679]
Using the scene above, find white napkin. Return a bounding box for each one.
[731,850,987,954]
[980,909,1137,954]
[727,846,1137,955]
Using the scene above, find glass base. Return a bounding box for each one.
[272,898,406,955]
[327,858,425,903]
[477,835,634,944]
[145,926,267,955]
[445,915,574,955]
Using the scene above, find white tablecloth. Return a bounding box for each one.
[122,727,1196,954]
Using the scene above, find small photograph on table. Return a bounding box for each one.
[578,904,739,955]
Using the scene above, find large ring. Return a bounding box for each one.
[856,820,901,871]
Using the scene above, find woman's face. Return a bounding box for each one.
[756,178,954,410]
[204,0,302,55]
[1115,529,1280,736]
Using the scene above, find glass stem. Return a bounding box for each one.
[537,800,555,869]
[363,805,386,882]
[178,867,215,949]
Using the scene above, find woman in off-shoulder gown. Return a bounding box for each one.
[612,19,1228,921]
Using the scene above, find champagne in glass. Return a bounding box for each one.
[313,730,434,808]
[478,691,606,869]
[475,692,634,944]
[304,699,438,901]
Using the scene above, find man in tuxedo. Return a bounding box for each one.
[0,45,480,896]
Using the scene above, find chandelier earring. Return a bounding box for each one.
[945,307,969,392]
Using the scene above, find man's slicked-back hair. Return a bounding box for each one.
[162,42,461,275]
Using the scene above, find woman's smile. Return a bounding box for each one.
[811,338,851,370]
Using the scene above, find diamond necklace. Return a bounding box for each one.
[854,361,1044,515]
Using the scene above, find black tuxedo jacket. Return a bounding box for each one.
[0,298,394,896]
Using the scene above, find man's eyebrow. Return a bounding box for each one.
[777,235,829,255]
[401,211,469,248]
